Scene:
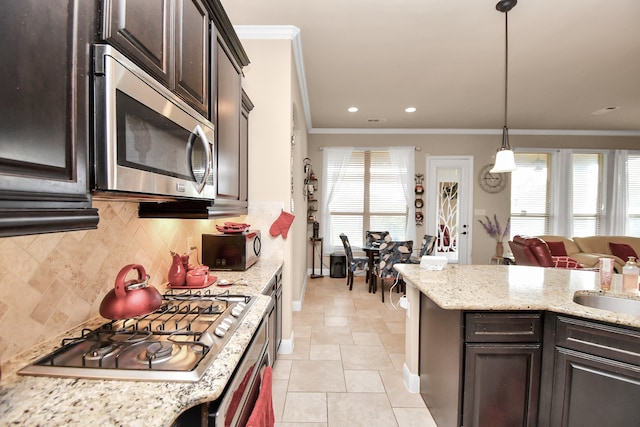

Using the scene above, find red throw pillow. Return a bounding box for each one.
[546,241,567,256]
[552,256,582,269]
[609,242,639,262]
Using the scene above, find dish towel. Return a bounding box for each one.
[246,366,275,427]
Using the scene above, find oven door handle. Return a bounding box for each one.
[186,124,212,194]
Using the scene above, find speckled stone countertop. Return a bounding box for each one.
[394,264,640,329]
[0,258,283,426]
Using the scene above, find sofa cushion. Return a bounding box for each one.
[537,235,580,256]
[552,256,582,269]
[546,241,568,256]
[609,242,639,263]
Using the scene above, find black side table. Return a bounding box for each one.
[310,237,324,278]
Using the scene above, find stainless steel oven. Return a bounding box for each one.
[171,317,269,427]
[92,44,215,201]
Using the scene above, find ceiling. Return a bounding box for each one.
[220,0,640,135]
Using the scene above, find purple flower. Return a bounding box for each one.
[478,215,511,243]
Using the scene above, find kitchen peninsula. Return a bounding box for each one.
[395,264,640,427]
[0,258,282,426]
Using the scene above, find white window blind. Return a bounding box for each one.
[510,153,550,237]
[572,153,603,236]
[628,154,640,235]
[510,150,616,238]
[327,150,407,249]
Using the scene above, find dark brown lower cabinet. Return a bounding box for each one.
[462,312,542,427]
[463,344,541,427]
[548,316,640,427]
[419,294,543,427]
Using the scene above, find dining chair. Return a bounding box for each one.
[410,234,437,263]
[339,233,369,291]
[365,231,391,246]
[375,240,413,302]
[365,231,390,284]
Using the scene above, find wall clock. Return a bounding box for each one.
[478,164,507,193]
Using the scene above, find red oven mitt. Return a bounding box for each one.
[269,210,295,238]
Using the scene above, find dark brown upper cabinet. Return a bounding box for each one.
[0,0,99,237]
[103,0,210,116]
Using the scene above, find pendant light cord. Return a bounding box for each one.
[504,11,509,129]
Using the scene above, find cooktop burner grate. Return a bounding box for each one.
[18,291,255,382]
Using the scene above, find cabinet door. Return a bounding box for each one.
[215,38,242,200]
[174,0,209,115]
[463,344,542,427]
[551,347,640,427]
[103,0,172,86]
[0,0,98,237]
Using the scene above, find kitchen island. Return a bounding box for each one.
[0,258,283,426]
[394,264,640,427]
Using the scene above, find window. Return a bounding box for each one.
[325,150,408,250]
[510,150,606,237]
[510,153,550,236]
[572,153,603,236]
[628,154,640,235]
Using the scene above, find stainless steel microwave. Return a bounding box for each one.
[92,45,215,201]
[202,231,261,271]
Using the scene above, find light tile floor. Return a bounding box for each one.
[273,275,438,427]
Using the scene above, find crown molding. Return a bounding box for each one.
[234,25,312,130]
[309,128,640,136]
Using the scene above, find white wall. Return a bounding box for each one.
[241,37,309,352]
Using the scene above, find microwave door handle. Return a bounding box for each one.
[186,124,211,194]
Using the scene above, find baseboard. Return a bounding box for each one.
[292,274,308,311]
[403,362,420,393]
[277,330,295,355]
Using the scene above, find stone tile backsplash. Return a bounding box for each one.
[0,200,277,363]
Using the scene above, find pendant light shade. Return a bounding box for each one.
[491,0,518,173]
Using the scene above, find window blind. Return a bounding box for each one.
[628,154,640,235]
[510,153,550,237]
[327,150,407,249]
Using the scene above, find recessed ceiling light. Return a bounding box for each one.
[591,106,620,115]
[347,107,358,113]
[405,107,417,113]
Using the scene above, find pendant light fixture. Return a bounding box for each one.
[490,0,518,173]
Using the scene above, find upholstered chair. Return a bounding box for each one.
[410,234,437,263]
[339,233,368,291]
[375,240,413,302]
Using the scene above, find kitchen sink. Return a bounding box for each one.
[573,291,640,316]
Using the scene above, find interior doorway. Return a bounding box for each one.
[425,156,473,264]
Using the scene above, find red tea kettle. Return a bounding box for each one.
[99,264,162,320]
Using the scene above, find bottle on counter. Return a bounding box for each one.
[621,256,639,293]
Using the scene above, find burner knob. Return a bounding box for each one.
[214,326,227,337]
[231,306,243,317]
[219,321,231,331]
[222,318,234,328]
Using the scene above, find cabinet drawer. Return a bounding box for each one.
[556,316,640,366]
[465,312,543,343]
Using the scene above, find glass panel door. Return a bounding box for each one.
[426,156,473,264]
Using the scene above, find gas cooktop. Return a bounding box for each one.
[18,290,255,382]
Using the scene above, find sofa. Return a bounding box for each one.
[537,235,640,272]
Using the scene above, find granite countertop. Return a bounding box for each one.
[0,258,283,426]
[395,264,640,329]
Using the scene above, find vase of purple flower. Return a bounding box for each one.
[478,214,510,257]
